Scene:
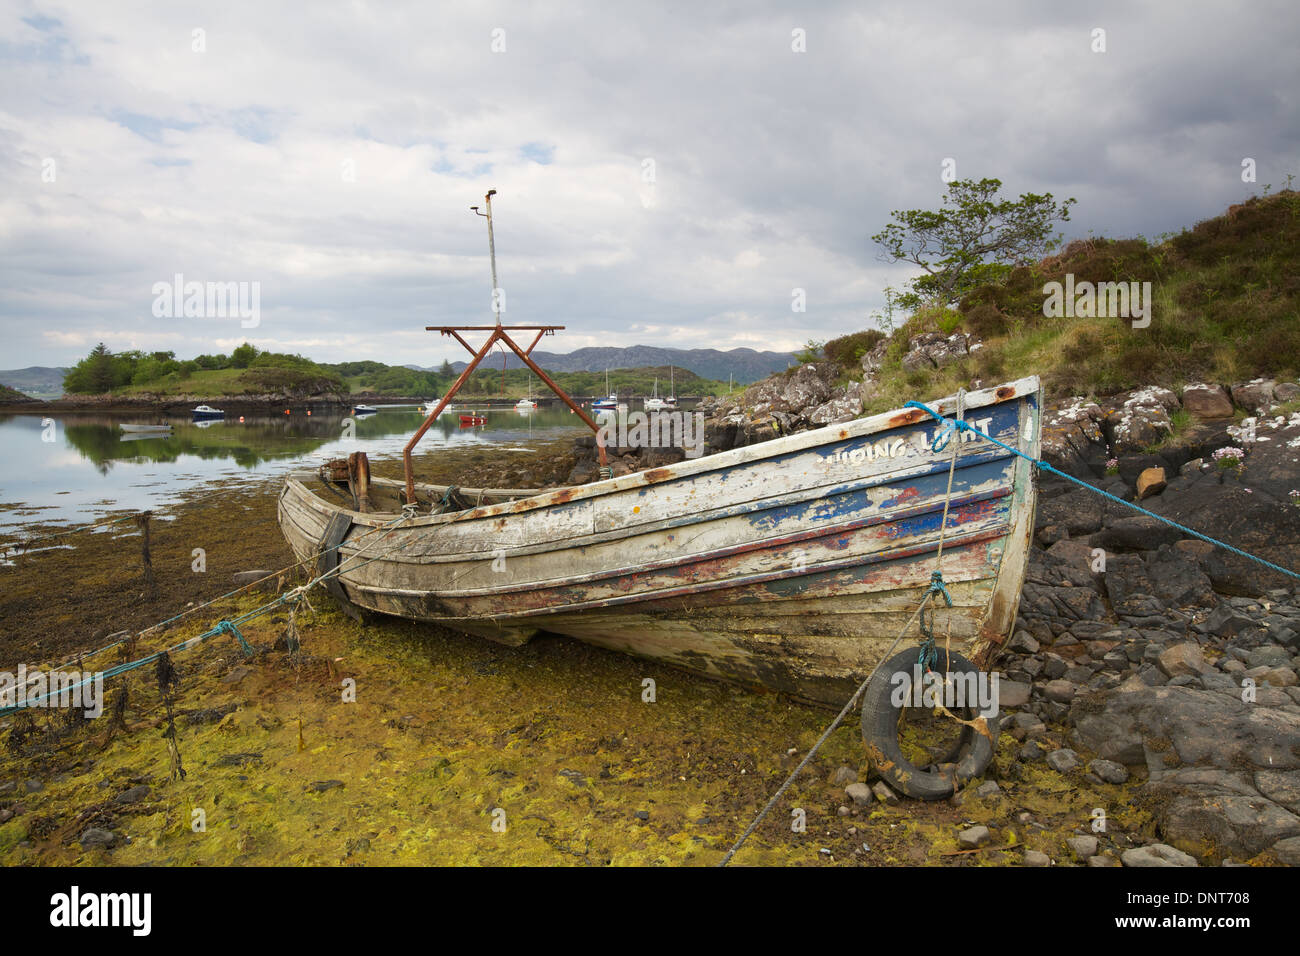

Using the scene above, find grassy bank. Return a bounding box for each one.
[827,191,1300,414]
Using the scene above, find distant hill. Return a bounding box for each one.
[409,346,795,384]
[0,383,38,404]
[0,366,68,399]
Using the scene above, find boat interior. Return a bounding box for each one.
[312,454,542,516]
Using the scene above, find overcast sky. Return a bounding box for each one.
[1,0,1295,369]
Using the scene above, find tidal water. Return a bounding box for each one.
[0,404,587,534]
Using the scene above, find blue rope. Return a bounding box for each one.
[903,400,1300,583]
[214,620,253,658]
[918,570,953,672]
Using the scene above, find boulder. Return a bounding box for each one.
[1156,643,1207,678]
[1136,467,1167,500]
[1230,379,1276,414]
[1106,387,1180,454]
[1181,384,1234,420]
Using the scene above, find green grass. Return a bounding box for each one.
[852,190,1300,412]
[1143,408,1194,453]
[114,367,342,399]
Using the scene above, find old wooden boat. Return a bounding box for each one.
[278,375,1041,707]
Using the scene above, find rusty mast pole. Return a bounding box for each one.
[402,192,610,504]
[475,189,501,328]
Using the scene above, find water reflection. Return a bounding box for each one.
[0,404,587,531]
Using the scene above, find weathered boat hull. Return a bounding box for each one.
[278,377,1041,706]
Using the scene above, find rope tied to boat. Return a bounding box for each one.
[902,399,1300,582]
[917,570,953,674]
[213,620,253,658]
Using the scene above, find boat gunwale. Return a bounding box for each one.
[282,375,1042,529]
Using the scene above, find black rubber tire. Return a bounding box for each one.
[861,646,1000,801]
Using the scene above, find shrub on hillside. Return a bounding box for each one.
[822,330,885,370]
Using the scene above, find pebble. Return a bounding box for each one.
[112,784,150,805]
[1088,759,1130,784]
[1018,740,1045,762]
[844,782,873,807]
[1045,748,1079,773]
[958,825,991,849]
[1023,850,1050,866]
[830,765,857,787]
[872,781,900,806]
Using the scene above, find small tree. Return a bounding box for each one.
[230,341,257,369]
[872,178,1076,309]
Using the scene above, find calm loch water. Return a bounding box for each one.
[0,404,586,533]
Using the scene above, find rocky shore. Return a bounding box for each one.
[564,348,1300,864]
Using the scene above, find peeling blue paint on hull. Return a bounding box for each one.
[279,377,1042,706]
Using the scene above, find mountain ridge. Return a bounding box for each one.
[408,345,795,384]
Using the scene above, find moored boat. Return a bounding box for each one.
[191,404,224,419]
[278,375,1041,707]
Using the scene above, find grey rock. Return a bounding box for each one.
[1046,748,1080,773]
[1271,836,1300,865]
[112,784,150,805]
[1122,844,1199,867]
[79,827,117,850]
[1023,849,1051,867]
[1042,679,1077,703]
[1247,645,1292,669]
[1019,740,1045,762]
[844,782,873,807]
[1205,605,1256,639]
[1067,835,1099,861]
[1089,759,1130,784]
[830,765,858,788]
[958,825,991,849]
[999,680,1031,709]
[872,781,901,805]
[1008,630,1040,654]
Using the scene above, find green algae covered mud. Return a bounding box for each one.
[0,441,1168,866]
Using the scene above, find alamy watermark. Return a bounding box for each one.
[1043,274,1151,328]
[0,665,104,717]
[889,664,1000,718]
[151,273,260,328]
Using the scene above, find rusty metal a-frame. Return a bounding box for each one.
[402,323,609,503]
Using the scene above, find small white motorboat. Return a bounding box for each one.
[192,404,224,419]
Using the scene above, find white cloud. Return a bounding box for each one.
[1,0,1296,369]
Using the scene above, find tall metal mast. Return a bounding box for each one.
[471,189,501,327]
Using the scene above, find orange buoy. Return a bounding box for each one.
[239,415,245,423]
[307,410,311,416]
[285,409,290,415]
